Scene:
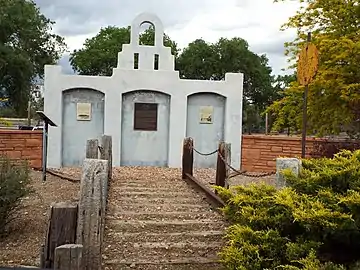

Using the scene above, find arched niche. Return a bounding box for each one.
[186,92,226,168]
[62,88,105,166]
[120,89,171,166]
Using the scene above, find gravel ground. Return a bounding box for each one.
[0,170,79,267]
[194,168,276,190]
[49,167,276,189]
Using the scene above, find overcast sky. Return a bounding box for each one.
[34,0,301,75]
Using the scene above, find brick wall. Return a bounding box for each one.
[0,130,357,172]
[0,130,42,169]
[241,134,339,172]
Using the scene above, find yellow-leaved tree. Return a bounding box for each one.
[267,0,360,138]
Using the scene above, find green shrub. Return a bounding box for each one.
[0,156,32,237]
[216,150,360,269]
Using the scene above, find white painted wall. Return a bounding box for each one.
[121,91,170,166]
[62,89,105,166]
[44,12,244,169]
[187,93,226,168]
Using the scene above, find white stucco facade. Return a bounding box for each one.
[44,13,244,169]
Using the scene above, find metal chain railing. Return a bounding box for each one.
[216,151,276,178]
[192,147,218,156]
[191,145,276,178]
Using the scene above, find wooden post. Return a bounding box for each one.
[224,143,231,188]
[42,202,78,269]
[100,135,112,180]
[182,137,193,179]
[215,142,231,188]
[77,159,109,270]
[86,139,99,159]
[40,245,45,268]
[216,141,227,187]
[54,244,83,270]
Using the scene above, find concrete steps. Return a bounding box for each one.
[103,167,227,270]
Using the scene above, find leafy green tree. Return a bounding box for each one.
[266,73,297,134]
[70,26,179,76]
[176,39,219,80]
[268,0,360,138]
[0,0,66,116]
[273,73,297,100]
[177,37,278,133]
[177,37,276,111]
[243,102,263,134]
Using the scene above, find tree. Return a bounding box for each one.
[272,73,297,100]
[268,0,360,138]
[0,0,66,116]
[70,26,179,76]
[177,37,277,134]
[177,37,276,111]
[176,39,219,80]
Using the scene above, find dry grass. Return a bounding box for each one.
[0,170,79,267]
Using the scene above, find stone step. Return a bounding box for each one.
[117,191,205,200]
[107,211,222,222]
[104,257,224,270]
[108,202,215,213]
[113,168,181,176]
[109,196,205,205]
[104,172,226,270]
[103,241,222,263]
[112,186,191,193]
[111,177,181,184]
[105,230,225,243]
[112,181,192,189]
[106,219,226,234]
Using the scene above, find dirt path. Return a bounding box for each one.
[103,167,227,270]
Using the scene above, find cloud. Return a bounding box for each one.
[34,0,225,37]
[57,54,74,75]
[33,0,300,75]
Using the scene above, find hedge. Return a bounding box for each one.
[215,150,360,269]
[0,156,32,237]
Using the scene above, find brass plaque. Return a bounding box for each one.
[77,103,91,121]
[199,106,213,124]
